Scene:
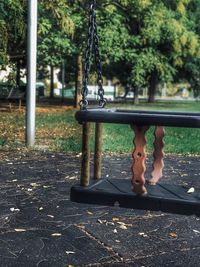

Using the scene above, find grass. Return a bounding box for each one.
[0,100,200,154]
[108,99,200,112]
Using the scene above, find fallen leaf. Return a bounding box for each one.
[10,208,20,212]
[113,229,118,234]
[106,222,114,226]
[193,229,200,234]
[119,225,127,230]
[47,215,54,218]
[69,176,76,180]
[65,251,75,255]
[117,222,126,226]
[125,223,133,227]
[115,240,120,243]
[10,208,15,212]
[15,229,26,232]
[51,233,62,237]
[138,232,148,238]
[43,185,51,189]
[169,232,177,238]
[30,183,39,187]
[181,173,188,177]
[87,211,93,215]
[39,207,44,211]
[97,219,106,224]
[187,187,195,193]
[27,188,33,192]
[112,218,120,221]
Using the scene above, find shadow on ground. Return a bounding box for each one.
[0,150,199,267]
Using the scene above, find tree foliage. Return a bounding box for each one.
[100,0,200,101]
[1,0,200,99]
[37,0,75,66]
[0,0,27,65]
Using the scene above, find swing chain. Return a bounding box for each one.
[81,0,106,110]
[93,18,106,108]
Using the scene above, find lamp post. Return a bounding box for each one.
[26,0,38,147]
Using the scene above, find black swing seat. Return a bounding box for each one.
[71,179,200,216]
[75,108,200,127]
[72,108,200,216]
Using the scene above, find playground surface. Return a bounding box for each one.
[0,150,199,267]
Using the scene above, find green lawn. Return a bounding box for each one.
[0,100,200,154]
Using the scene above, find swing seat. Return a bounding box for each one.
[71,179,200,216]
[71,108,200,216]
[75,108,200,127]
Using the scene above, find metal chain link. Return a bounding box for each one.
[80,0,106,109]
[93,12,106,108]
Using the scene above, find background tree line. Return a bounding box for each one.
[1,0,200,105]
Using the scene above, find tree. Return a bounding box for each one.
[1,0,200,103]
[37,0,75,98]
[110,0,200,102]
[0,0,74,93]
[0,0,27,87]
[88,0,200,103]
[0,0,27,65]
[182,0,200,97]
[37,0,74,66]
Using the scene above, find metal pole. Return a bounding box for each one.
[26,0,38,147]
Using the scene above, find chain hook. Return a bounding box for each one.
[80,0,106,110]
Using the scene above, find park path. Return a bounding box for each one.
[0,150,199,266]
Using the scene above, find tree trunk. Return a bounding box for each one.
[148,71,158,103]
[74,53,82,108]
[134,86,139,105]
[50,65,54,98]
[114,85,116,99]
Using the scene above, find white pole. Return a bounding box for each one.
[26,0,38,147]
[62,60,65,102]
